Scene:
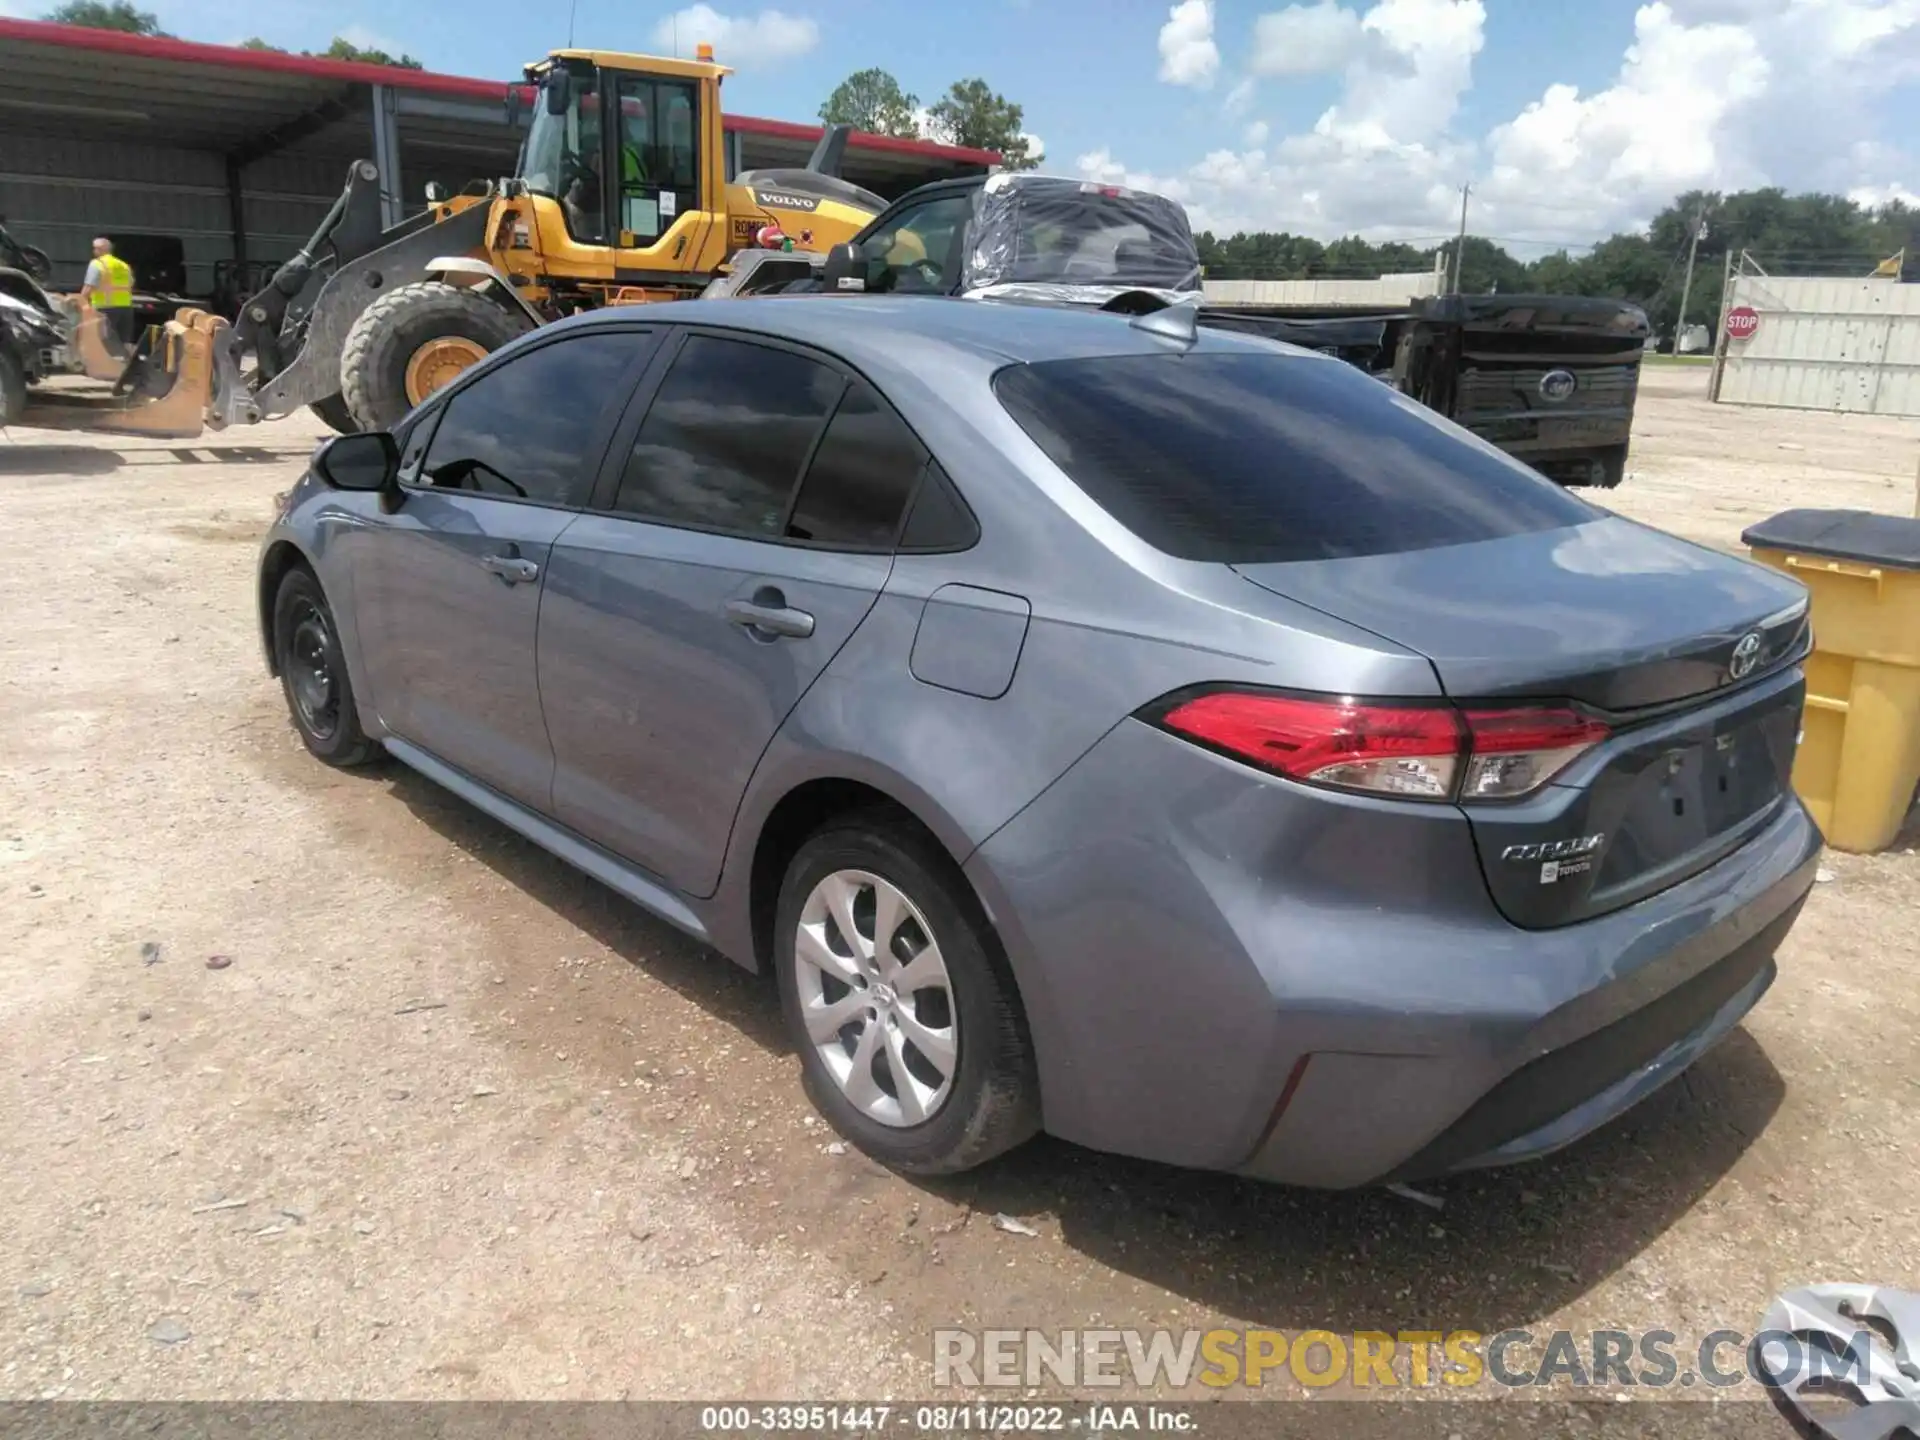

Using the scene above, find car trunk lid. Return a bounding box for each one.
[1234,518,1811,925]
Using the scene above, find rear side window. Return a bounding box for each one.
[785,382,924,548]
[419,332,647,506]
[993,351,1597,563]
[613,335,842,537]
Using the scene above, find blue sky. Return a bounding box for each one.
[128,0,1920,243]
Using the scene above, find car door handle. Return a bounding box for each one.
[481,554,541,585]
[725,596,815,639]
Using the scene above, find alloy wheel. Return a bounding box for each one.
[793,869,958,1127]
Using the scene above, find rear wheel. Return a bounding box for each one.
[309,393,360,435]
[272,566,377,767]
[338,280,532,431]
[774,818,1040,1174]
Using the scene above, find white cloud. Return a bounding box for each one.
[1158,0,1221,87]
[1021,132,1047,164]
[650,5,820,67]
[1851,181,1920,209]
[1251,0,1365,76]
[1096,0,1920,243]
[1224,77,1257,114]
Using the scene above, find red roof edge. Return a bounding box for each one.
[728,114,1002,168]
[0,17,1004,165]
[0,16,516,99]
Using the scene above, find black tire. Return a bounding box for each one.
[339,280,532,431]
[774,817,1040,1175]
[309,393,361,435]
[18,245,52,285]
[271,566,378,767]
[0,346,23,427]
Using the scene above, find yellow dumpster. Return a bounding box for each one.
[1743,509,1920,853]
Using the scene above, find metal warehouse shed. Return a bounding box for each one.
[0,18,998,297]
[1713,272,1920,417]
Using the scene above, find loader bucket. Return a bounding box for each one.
[99,309,227,437]
[20,309,226,439]
[72,308,133,383]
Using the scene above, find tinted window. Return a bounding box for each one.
[899,460,979,552]
[420,333,646,506]
[613,336,843,537]
[859,194,972,294]
[993,351,1597,563]
[785,383,923,548]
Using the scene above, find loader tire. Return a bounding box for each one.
[339,281,532,431]
[309,394,361,435]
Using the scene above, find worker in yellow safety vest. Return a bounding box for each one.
[80,236,137,351]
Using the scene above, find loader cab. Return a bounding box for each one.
[517,50,733,293]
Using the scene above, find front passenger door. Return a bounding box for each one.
[351,329,657,809]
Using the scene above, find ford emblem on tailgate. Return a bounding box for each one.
[1538,369,1578,403]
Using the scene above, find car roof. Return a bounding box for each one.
[562,294,1285,373]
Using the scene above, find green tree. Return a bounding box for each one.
[311,36,423,68]
[239,37,284,51]
[818,68,920,139]
[926,78,1036,170]
[41,0,168,34]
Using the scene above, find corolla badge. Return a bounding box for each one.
[1729,631,1763,680]
[1538,369,1578,403]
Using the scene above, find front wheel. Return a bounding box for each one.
[272,567,377,767]
[338,280,532,431]
[774,819,1039,1174]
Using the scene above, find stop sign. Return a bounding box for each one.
[1726,306,1761,340]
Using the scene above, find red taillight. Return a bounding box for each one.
[1158,692,1465,799]
[1153,691,1609,802]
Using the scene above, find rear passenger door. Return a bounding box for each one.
[536,330,927,896]
[351,328,657,810]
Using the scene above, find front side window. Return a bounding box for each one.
[612,335,843,537]
[858,194,972,294]
[419,332,650,507]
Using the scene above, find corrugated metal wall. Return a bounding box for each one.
[1203,271,1443,307]
[0,132,364,294]
[1715,275,1920,418]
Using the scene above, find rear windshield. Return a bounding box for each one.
[992,350,1597,563]
[1007,202,1198,289]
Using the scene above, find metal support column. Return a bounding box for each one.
[224,154,247,273]
[370,83,404,230]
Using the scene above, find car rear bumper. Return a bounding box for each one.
[966,719,1821,1188]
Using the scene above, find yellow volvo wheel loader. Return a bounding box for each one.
[28,46,885,439]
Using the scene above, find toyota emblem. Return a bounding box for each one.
[1539,369,1578,403]
[1729,631,1763,680]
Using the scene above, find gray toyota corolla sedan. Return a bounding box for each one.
[257,295,1821,1186]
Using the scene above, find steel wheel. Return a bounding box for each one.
[285,596,340,741]
[402,336,488,405]
[793,869,958,1128]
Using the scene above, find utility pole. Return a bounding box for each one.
[1450,184,1471,293]
[1675,204,1710,351]
[1708,247,1737,403]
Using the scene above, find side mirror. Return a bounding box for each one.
[821,241,865,291]
[315,432,398,492]
[423,181,447,204]
[544,71,572,116]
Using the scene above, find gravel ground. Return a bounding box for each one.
[2,369,1917,1412]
